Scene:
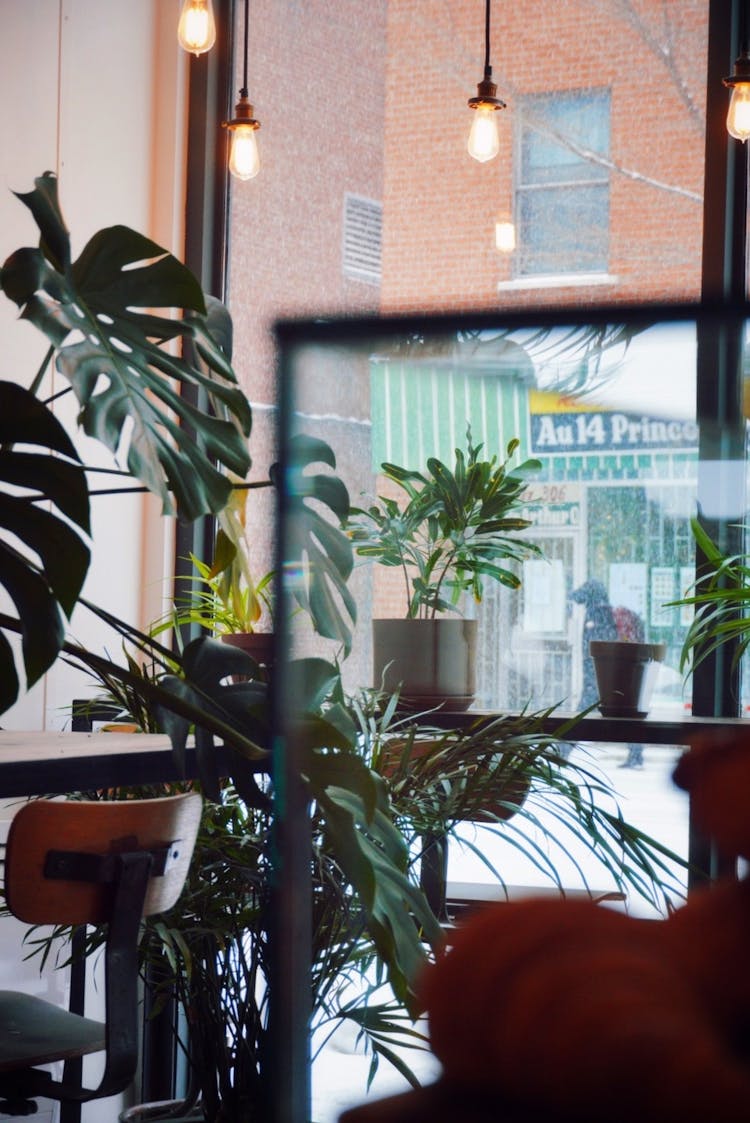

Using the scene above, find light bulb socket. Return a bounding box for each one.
[468,73,506,111]
[222,91,260,131]
[724,50,750,87]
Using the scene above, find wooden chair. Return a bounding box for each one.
[0,793,202,1117]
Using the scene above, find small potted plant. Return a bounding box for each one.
[589,637,667,717]
[166,479,276,677]
[571,581,666,718]
[348,429,541,710]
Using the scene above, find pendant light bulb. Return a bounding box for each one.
[467,0,505,163]
[223,93,261,181]
[223,0,259,180]
[468,104,501,162]
[177,0,216,56]
[229,124,260,180]
[727,83,750,142]
[724,50,750,142]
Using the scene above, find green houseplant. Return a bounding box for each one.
[671,516,750,679]
[0,172,438,1119]
[0,174,253,711]
[173,550,274,640]
[156,477,276,676]
[348,430,542,710]
[59,653,443,1122]
[0,174,689,1122]
[56,646,686,1122]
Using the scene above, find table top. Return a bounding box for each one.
[402,708,750,746]
[0,730,197,798]
[1,713,748,800]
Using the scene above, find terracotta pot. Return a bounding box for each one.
[589,640,667,718]
[373,618,477,712]
[221,632,274,682]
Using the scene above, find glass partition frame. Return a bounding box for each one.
[270,297,750,1121]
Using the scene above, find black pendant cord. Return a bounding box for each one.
[240,0,249,97]
[483,0,492,77]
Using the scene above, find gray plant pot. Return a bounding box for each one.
[590,640,667,718]
[373,618,477,711]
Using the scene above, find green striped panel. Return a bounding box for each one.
[370,362,532,472]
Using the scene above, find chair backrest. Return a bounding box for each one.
[4,793,202,926]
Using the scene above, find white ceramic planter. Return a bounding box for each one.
[373,618,477,711]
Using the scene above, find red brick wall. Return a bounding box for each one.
[227,1,708,392]
[228,0,388,407]
[381,0,708,312]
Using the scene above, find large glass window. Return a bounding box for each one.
[225,2,709,374]
[277,310,722,921]
[516,89,611,277]
[222,4,713,933]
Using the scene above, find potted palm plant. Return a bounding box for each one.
[51,648,686,1122]
[348,430,541,710]
[671,516,750,679]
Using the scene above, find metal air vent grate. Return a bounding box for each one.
[342,193,382,284]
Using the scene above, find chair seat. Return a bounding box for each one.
[0,990,105,1071]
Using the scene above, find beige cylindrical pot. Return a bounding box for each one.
[373,618,477,712]
[590,640,667,718]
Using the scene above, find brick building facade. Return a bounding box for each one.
[224,2,712,703]
[227,1,709,393]
[381,0,708,313]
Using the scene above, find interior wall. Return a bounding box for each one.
[0,4,189,1115]
[0,0,188,731]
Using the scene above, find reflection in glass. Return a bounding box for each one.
[277,309,750,916]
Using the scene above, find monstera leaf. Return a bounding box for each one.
[278,433,357,653]
[305,752,443,1009]
[0,382,90,711]
[1,173,251,519]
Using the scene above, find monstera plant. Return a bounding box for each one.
[0,172,357,713]
[0,174,692,1123]
[0,173,444,1119]
[0,172,252,712]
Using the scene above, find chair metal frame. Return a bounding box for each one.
[0,793,201,1117]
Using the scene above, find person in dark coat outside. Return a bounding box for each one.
[570,579,618,710]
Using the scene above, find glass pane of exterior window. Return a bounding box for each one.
[521,90,610,183]
[517,89,611,276]
[518,183,609,274]
[275,308,743,927]
[225,3,709,361]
